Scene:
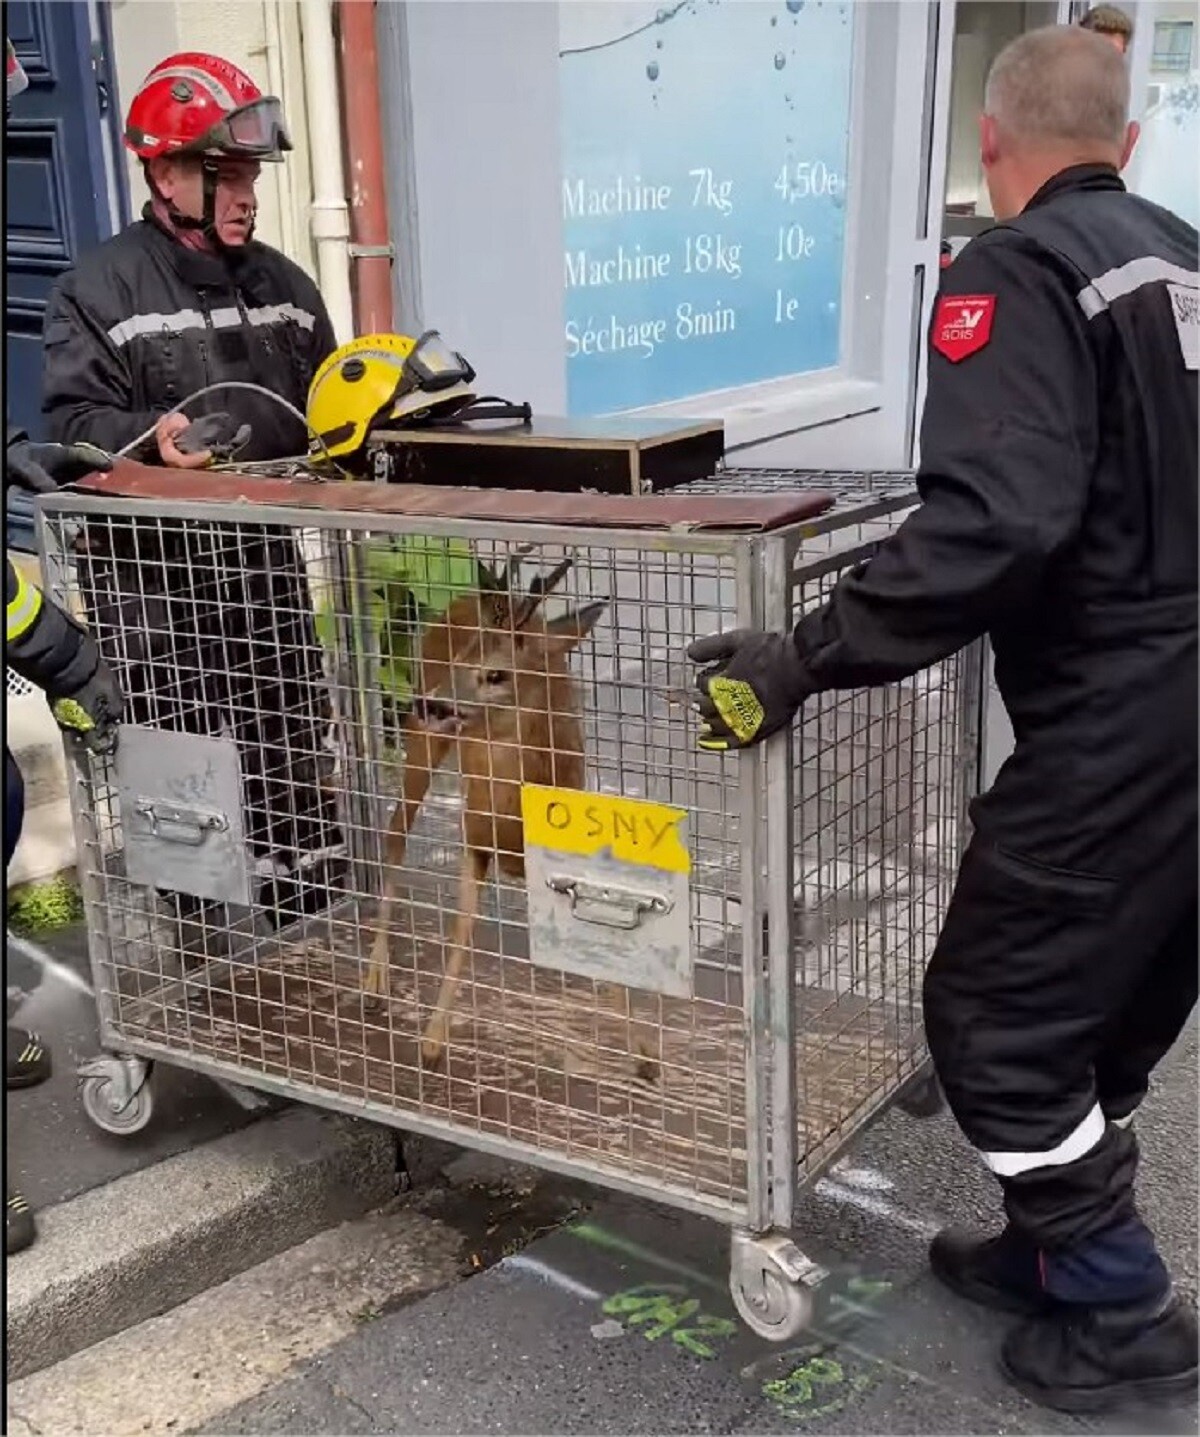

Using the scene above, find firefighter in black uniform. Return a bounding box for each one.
[5,435,124,1255]
[40,52,344,920]
[689,26,1197,1414]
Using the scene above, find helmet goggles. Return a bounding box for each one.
[187,95,292,160]
[393,331,477,402]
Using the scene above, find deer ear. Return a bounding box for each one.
[537,598,608,654]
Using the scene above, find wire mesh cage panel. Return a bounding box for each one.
[38,472,982,1254]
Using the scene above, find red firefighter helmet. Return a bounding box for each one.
[124,52,291,162]
[7,38,29,105]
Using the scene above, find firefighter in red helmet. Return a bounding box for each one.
[38,52,345,927]
[124,51,293,255]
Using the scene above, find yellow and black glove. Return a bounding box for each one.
[687,628,810,751]
[47,656,124,757]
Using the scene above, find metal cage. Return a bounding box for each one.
[38,466,985,1340]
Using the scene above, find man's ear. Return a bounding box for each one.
[1119,119,1140,171]
[979,112,1001,169]
[147,155,177,199]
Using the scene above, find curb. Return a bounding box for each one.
[5,1107,397,1381]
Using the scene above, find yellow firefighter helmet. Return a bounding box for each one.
[305,331,478,462]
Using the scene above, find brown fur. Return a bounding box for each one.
[364,566,605,1067]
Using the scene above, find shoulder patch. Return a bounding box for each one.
[932,294,996,363]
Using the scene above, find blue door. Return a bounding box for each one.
[6,0,121,443]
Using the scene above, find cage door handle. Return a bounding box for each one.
[545,875,672,931]
[133,798,229,846]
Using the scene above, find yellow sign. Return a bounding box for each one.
[521,785,690,875]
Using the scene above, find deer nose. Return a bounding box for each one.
[413,695,460,729]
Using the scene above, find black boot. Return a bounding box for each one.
[6,1027,51,1090]
[6,1190,36,1255]
[929,1225,1053,1316]
[1000,1290,1199,1413]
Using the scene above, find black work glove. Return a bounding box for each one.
[687,629,810,751]
[174,412,252,462]
[47,651,124,757]
[7,440,112,494]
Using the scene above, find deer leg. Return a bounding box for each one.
[421,848,490,1066]
[364,721,451,996]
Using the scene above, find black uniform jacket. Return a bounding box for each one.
[41,205,336,460]
[790,166,1198,875]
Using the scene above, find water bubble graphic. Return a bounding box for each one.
[774,52,786,70]
[786,0,804,12]
[646,60,660,81]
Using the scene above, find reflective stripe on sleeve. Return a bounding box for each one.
[981,1103,1106,1178]
[6,570,43,642]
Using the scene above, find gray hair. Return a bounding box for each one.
[984,25,1130,151]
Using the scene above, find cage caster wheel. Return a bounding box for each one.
[895,1068,946,1120]
[78,1055,155,1136]
[729,1230,826,1342]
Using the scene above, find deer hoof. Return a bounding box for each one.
[362,965,388,999]
[420,1021,450,1069]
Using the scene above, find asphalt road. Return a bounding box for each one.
[202,1021,1198,1437]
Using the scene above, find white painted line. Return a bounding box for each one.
[814,1178,941,1239]
[501,1253,603,1302]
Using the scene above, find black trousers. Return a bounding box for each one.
[924,829,1197,1255]
[75,518,344,868]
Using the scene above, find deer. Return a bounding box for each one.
[363,550,608,1069]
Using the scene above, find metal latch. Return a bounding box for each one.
[132,798,229,847]
[545,875,672,931]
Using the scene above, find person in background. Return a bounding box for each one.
[40,53,345,924]
[1078,3,1134,55]
[689,26,1196,1415]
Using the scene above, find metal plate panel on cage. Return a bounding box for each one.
[521,784,693,996]
[115,727,251,906]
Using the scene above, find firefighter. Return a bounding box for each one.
[5,439,124,1255]
[39,52,345,920]
[689,26,1197,1414]
[42,50,335,461]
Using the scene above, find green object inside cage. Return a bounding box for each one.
[313,534,482,714]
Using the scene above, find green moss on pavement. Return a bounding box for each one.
[7,875,83,935]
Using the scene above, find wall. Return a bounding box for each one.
[107,0,320,278]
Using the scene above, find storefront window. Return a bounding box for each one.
[559,0,855,416]
[1130,2,1199,228]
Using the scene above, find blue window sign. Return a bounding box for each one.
[560,0,855,416]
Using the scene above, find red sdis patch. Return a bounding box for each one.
[932,294,996,362]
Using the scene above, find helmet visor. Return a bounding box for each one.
[7,39,29,104]
[397,332,477,396]
[195,96,292,159]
